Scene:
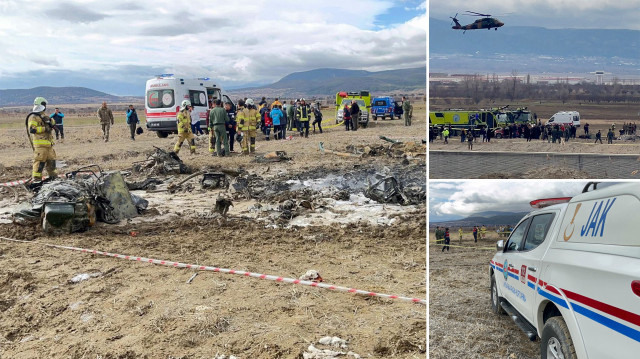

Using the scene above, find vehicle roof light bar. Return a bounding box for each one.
[530,197,572,209]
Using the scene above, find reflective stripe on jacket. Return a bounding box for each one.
[28,113,54,147]
[297,105,311,122]
[237,108,260,131]
[176,110,192,134]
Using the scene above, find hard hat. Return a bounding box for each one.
[181,100,192,108]
[33,97,47,112]
[245,98,254,106]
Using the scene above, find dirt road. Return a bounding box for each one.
[0,108,426,358]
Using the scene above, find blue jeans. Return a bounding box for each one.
[191,122,204,135]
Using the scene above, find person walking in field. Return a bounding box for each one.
[473,226,478,242]
[595,130,603,144]
[97,101,114,142]
[467,131,474,150]
[126,105,139,141]
[442,128,449,144]
[481,225,487,240]
[442,228,450,252]
[174,100,196,154]
[458,227,463,244]
[402,96,412,126]
[50,107,65,142]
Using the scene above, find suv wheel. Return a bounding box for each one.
[541,317,577,359]
[156,131,169,138]
[491,274,506,315]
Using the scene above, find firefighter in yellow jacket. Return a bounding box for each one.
[237,98,260,154]
[174,100,196,154]
[28,97,58,181]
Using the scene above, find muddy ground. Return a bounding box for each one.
[0,107,426,358]
[428,231,539,359]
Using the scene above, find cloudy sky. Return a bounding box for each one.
[0,0,426,95]
[429,0,640,30]
[429,180,596,221]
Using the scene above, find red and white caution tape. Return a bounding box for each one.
[0,236,426,305]
[0,178,31,187]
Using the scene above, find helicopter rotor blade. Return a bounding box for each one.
[465,11,491,17]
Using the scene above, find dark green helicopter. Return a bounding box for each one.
[450,11,504,33]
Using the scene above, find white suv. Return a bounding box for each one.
[489,183,640,359]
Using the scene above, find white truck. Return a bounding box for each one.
[546,111,581,128]
[489,182,640,359]
[145,75,234,138]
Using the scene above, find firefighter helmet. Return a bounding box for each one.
[245,98,254,106]
[33,97,47,112]
[181,100,192,108]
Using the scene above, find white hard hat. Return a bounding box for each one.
[181,100,192,108]
[245,98,254,106]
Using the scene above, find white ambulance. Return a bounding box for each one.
[145,75,235,138]
[546,111,581,127]
[489,182,640,358]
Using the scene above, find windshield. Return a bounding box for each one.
[373,100,388,106]
[341,99,365,107]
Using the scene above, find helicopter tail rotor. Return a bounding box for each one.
[449,13,460,28]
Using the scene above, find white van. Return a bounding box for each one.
[145,75,235,138]
[490,182,640,358]
[546,111,580,127]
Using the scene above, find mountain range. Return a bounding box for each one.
[0,86,139,108]
[429,18,640,75]
[0,67,426,107]
[430,211,529,228]
[227,67,426,98]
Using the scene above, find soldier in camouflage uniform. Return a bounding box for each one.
[97,102,114,142]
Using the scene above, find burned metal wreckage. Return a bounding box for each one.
[13,165,147,235]
[7,143,425,233]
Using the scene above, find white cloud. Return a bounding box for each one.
[0,0,426,92]
[429,180,587,217]
[429,0,640,30]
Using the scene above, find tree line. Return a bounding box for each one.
[430,74,640,105]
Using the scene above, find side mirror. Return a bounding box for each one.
[496,240,504,251]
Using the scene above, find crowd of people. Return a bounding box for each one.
[24,94,416,182]
[429,120,638,147]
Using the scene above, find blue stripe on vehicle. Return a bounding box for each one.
[508,272,519,280]
[571,302,640,343]
[527,282,535,289]
[537,287,569,309]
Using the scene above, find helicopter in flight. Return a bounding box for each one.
[450,11,504,33]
